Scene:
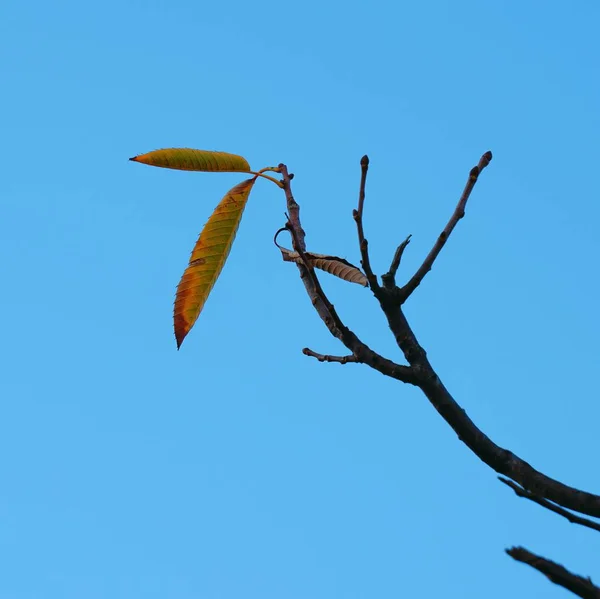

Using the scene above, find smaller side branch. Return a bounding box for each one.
[284,220,347,335]
[352,155,380,292]
[499,478,600,533]
[302,348,358,364]
[399,151,492,302]
[506,547,600,599]
[381,235,412,289]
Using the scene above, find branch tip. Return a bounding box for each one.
[507,546,600,598]
[303,348,358,364]
[382,235,412,289]
[481,150,493,165]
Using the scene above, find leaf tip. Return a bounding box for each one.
[174,312,189,350]
[175,329,186,350]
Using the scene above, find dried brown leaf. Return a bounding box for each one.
[279,247,368,287]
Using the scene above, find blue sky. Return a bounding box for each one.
[2,1,599,597]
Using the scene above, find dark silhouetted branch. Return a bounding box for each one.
[361,156,600,518]
[499,477,600,533]
[397,307,600,517]
[280,155,600,519]
[302,348,358,364]
[382,235,412,289]
[507,547,600,599]
[352,155,380,291]
[399,151,492,303]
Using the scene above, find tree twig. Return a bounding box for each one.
[506,546,600,599]
[284,218,352,337]
[302,348,358,364]
[382,235,412,289]
[499,477,600,533]
[352,155,380,291]
[399,151,492,302]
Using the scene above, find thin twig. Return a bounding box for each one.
[399,151,492,302]
[507,547,600,599]
[499,478,600,533]
[381,235,412,289]
[302,348,358,364]
[285,219,347,334]
[352,155,380,291]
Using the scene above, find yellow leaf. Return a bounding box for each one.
[130,148,251,172]
[174,177,257,348]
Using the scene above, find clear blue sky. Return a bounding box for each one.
[2,1,599,597]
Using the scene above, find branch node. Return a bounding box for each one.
[303,347,358,364]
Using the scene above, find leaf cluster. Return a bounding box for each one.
[130,148,366,347]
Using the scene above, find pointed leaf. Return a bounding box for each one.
[279,247,368,287]
[130,148,251,172]
[174,177,256,348]
[308,254,368,286]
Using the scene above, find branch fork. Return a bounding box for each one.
[276,150,600,595]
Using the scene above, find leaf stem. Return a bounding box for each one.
[250,171,284,187]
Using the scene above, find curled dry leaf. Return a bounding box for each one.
[130,148,251,172]
[174,177,257,348]
[279,247,368,287]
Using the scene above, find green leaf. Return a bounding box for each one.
[130,148,251,172]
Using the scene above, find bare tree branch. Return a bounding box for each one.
[382,301,600,517]
[279,156,600,519]
[352,155,380,291]
[506,547,600,598]
[399,151,492,303]
[278,153,600,598]
[499,477,600,533]
[381,235,411,289]
[302,348,358,364]
[350,155,600,518]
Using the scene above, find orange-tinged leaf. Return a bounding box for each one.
[174,177,257,348]
[130,148,251,172]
